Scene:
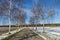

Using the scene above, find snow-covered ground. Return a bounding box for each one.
[30,27,60,35]
[29,27,60,40]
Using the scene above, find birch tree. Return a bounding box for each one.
[32,0,45,32]
[47,8,55,24]
[29,16,35,30]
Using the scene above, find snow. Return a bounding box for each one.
[30,27,60,40]
[29,27,60,37]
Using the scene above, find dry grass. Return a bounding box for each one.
[0,27,17,35]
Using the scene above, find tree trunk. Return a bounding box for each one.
[35,24,37,31]
[42,20,45,33]
[9,17,11,34]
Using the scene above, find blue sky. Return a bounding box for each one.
[0,0,60,25]
[25,0,60,24]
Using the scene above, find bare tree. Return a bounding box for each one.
[32,0,40,31]
[32,0,46,32]
[0,0,9,16]
[0,0,26,24]
[29,16,35,30]
[19,11,27,24]
[47,8,55,24]
[12,9,27,25]
[29,16,35,25]
[0,0,26,33]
